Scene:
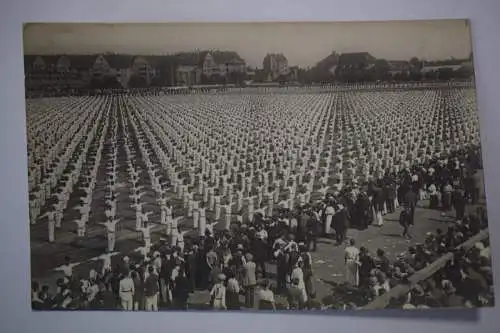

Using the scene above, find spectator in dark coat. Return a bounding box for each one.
[91,283,116,310]
[399,207,413,239]
[332,204,350,245]
[452,187,467,221]
[355,193,371,230]
[358,247,375,288]
[173,270,191,310]
[375,249,391,273]
[305,212,319,252]
[441,280,465,308]
[404,189,418,225]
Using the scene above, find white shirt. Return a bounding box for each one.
[57,264,76,277]
[103,221,118,232]
[141,226,152,238]
[325,206,335,216]
[119,277,135,296]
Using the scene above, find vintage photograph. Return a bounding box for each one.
[24,20,494,311]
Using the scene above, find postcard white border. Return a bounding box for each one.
[1,0,500,332]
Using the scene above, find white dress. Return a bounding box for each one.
[291,267,308,302]
[199,208,207,236]
[325,206,335,234]
[344,246,360,287]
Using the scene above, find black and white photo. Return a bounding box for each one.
[23,20,494,312]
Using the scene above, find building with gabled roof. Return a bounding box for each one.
[263,53,289,81]
[337,52,376,70]
[171,50,246,85]
[24,54,94,90]
[23,50,246,90]
[308,51,341,82]
[199,50,246,78]
[387,60,411,75]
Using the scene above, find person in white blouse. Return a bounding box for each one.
[55,257,80,280]
[74,217,87,238]
[344,238,360,287]
[119,270,135,311]
[100,218,120,252]
[324,203,335,236]
[174,225,189,252]
[210,273,227,310]
[257,279,277,311]
[89,251,120,276]
[139,221,154,250]
[131,202,144,232]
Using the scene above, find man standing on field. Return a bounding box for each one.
[144,266,160,311]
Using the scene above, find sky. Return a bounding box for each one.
[23,20,472,68]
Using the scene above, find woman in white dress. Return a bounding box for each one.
[198,202,207,235]
[344,239,360,287]
[324,203,335,236]
[290,261,308,304]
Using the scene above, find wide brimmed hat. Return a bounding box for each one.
[441,280,456,294]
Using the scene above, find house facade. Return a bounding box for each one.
[25,54,154,89]
[201,51,246,79]
[24,55,92,90]
[337,52,376,72]
[202,53,221,77]
[308,51,340,82]
[387,60,411,76]
[91,54,113,80]
[176,65,201,86]
[24,50,245,91]
[130,56,158,86]
[263,53,289,81]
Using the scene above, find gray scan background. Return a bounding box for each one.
[0,0,499,332]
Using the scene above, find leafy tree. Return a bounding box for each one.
[437,68,454,81]
[408,71,422,81]
[128,75,148,88]
[150,75,164,87]
[409,57,422,71]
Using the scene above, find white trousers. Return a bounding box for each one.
[145,294,158,311]
[121,296,133,311]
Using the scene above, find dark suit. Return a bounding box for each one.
[452,189,466,221]
[306,216,319,251]
[333,208,350,244]
[404,190,418,225]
